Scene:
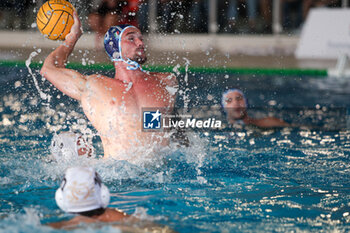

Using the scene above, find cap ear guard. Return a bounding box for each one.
[94,172,110,208]
[99,184,110,209]
[55,178,67,212]
[50,133,63,159]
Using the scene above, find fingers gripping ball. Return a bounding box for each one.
[36,0,75,40]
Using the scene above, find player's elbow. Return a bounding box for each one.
[40,57,55,77]
[40,60,51,76]
[40,64,54,79]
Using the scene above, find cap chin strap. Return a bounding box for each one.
[112,57,143,71]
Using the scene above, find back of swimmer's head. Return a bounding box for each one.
[55,167,110,214]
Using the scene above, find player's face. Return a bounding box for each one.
[121,28,147,64]
[224,91,247,120]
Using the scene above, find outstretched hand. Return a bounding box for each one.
[65,11,82,45]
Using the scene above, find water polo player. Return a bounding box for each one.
[49,167,176,232]
[222,89,289,128]
[40,11,178,160]
[48,166,129,229]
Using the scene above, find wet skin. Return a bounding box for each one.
[41,12,178,160]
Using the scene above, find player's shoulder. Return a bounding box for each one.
[86,74,111,81]
[82,75,123,95]
[85,74,123,86]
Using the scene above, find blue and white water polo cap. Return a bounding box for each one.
[104,25,142,70]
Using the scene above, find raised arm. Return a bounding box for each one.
[40,11,86,101]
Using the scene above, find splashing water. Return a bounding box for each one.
[2,64,350,232]
[182,57,191,109]
[25,50,51,102]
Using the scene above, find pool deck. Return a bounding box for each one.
[0,30,337,70]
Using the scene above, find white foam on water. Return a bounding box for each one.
[0,208,44,233]
[27,147,162,186]
[0,176,12,185]
[23,208,41,226]
[132,207,166,221]
[29,130,210,187]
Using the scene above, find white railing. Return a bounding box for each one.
[272,0,282,34]
[208,0,218,34]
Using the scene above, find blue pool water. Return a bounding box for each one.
[1,64,350,232]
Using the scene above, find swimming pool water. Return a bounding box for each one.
[1,65,350,232]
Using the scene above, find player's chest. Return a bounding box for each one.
[132,82,174,107]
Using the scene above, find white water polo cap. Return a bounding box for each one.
[221,89,248,108]
[50,131,91,160]
[55,167,110,213]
